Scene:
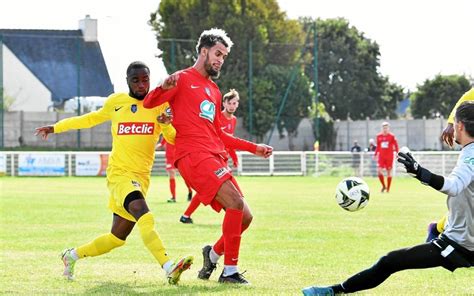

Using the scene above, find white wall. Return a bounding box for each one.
[3,44,52,112]
[334,118,447,151]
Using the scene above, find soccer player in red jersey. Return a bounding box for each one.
[374,122,399,193]
[179,89,240,224]
[156,136,193,203]
[221,89,240,168]
[144,28,273,284]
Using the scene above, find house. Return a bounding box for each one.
[0,15,113,112]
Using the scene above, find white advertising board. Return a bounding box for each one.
[18,153,65,176]
[75,154,108,176]
[0,153,6,176]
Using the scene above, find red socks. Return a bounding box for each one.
[169,178,176,198]
[213,217,250,256]
[184,195,201,217]
[387,177,392,192]
[378,174,386,189]
[221,208,243,265]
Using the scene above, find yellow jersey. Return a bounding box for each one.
[448,88,474,124]
[54,93,175,176]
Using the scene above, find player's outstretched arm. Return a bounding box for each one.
[144,74,180,109]
[397,152,444,190]
[255,144,273,159]
[34,125,54,140]
[158,117,176,146]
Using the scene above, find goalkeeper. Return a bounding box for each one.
[302,101,474,296]
[426,88,474,242]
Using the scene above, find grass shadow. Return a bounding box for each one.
[84,281,254,295]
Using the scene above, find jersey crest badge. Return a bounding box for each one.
[463,157,474,165]
[131,104,137,113]
[199,100,215,122]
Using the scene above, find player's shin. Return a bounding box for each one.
[137,212,170,266]
[76,233,125,258]
[214,217,251,256]
[184,196,200,217]
[222,208,243,272]
[169,178,176,199]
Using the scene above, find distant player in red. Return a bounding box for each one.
[156,136,193,203]
[143,28,272,284]
[180,89,240,224]
[221,89,240,168]
[374,122,399,193]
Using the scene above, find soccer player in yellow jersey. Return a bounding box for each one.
[441,88,474,147]
[426,88,474,242]
[34,61,193,284]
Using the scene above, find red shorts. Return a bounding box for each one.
[165,160,175,170]
[378,157,394,170]
[176,152,241,212]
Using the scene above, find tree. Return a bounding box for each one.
[270,65,313,149]
[373,78,406,119]
[149,0,309,141]
[301,17,401,121]
[411,74,472,119]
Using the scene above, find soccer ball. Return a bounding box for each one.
[335,177,370,212]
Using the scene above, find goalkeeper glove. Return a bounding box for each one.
[397,152,432,184]
[397,152,444,190]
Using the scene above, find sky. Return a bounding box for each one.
[1,0,473,92]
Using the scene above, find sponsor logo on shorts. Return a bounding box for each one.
[214,166,230,179]
[117,122,154,135]
[131,180,141,188]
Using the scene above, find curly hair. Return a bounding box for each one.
[196,28,233,54]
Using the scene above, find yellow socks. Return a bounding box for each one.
[437,215,447,233]
[137,212,170,266]
[74,213,170,268]
[76,233,125,258]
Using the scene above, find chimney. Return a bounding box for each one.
[79,15,97,42]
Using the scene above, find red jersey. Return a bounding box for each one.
[221,112,236,134]
[221,112,238,166]
[143,67,256,162]
[375,132,399,159]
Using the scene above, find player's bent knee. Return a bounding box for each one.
[377,250,400,271]
[230,195,244,210]
[124,191,149,219]
[243,212,253,226]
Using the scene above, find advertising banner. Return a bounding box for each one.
[0,153,6,176]
[75,154,108,176]
[18,154,65,176]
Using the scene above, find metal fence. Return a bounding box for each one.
[0,151,460,177]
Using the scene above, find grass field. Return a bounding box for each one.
[1,176,473,295]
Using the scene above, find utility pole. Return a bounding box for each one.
[248,40,253,140]
[76,37,81,149]
[313,22,319,145]
[0,33,4,148]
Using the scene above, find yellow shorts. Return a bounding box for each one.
[107,172,150,222]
